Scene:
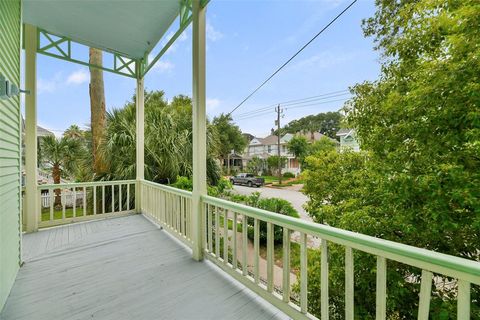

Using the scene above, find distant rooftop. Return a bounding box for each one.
[296,131,338,143]
[21,117,54,137]
[336,128,354,136]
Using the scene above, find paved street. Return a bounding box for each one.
[232,184,311,222]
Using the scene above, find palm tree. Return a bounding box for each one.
[63,124,84,140]
[89,48,107,175]
[41,136,83,208]
[99,90,222,185]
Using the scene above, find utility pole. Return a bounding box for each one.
[227,153,230,175]
[275,105,283,184]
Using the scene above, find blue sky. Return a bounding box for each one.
[27,0,380,137]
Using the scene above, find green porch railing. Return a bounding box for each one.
[201,195,480,320]
[138,180,479,320]
[37,180,136,228]
[34,179,480,319]
[140,179,193,248]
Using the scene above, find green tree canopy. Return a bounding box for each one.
[246,156,265,176]
[266,155,287,176]
[211,113,247,161]
[301,0,480,318]
[280,111,343,139]
[307,136,337,156]
[63,124,85,141]
[286,135,309,160]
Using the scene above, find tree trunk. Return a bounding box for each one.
[89,48,107,175]
[52,164,62,208]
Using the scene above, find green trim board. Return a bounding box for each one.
[22,0,209,78]
[0,0,22,312]
[142,15,193,77]
[23,0,180,59]
[36,29,137,78]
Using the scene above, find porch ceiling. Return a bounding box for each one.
[23,0,182,59]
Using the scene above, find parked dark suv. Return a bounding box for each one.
[230,173,264,187]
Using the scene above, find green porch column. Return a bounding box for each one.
[135,75,145,213]
[191,0,207,261]
[24,24,38,232]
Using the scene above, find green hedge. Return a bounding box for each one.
[239,192,299,244]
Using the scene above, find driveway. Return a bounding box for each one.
[232,184,311,222]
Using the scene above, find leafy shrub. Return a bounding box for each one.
[170,176,232,197]
[208,178,233,197]
[170,176,193,191]
[282,172,295,179]
[228,192,299,244]
[228,193,248,203]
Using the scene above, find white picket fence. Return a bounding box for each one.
[40,189,84,208]
[37,180,136,228]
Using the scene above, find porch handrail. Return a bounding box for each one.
[202,195,480,284]
[140,179,193,247]
[36,180,137,228]
[140,179,192,198]
[37,179,136,189]
[29,178,479,319]
[201,194,479,320]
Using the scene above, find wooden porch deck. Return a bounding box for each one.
[1,215,289,320]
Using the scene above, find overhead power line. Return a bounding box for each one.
[285,97,349,110]
[235,110,276,121]
[276,89,349,106]
[227,0,358,116]
[234,97,350,121]
[233,89,350,118]
[282,92,350,107]
[233,89,351,119]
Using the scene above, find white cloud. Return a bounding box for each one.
[155,60,174,72]
[148,54,175,73]
[206,22,223,42]
[207,98,221,112]
[37,72,63,94]
[67,69,89,85]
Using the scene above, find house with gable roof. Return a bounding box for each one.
[336,128,360,151]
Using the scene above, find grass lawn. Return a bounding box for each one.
[264,176,304,187]
[41,207,94,221]
[260,175,281,184]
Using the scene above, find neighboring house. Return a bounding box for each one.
[21,116,55,144]
[222,152,244,173]
[242,133,298,175]
[243,131,341,175]
[20,117,55,185]
[336,128,360,151]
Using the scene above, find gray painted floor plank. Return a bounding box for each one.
[3,215,290,320]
